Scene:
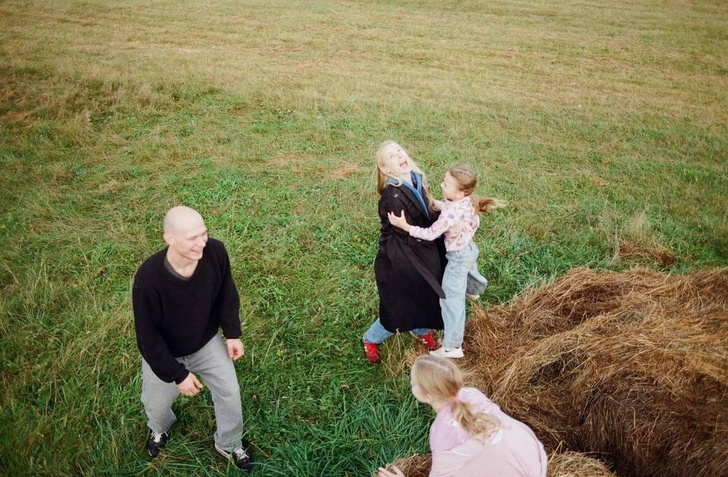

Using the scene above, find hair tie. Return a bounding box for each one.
[452,395,459,403]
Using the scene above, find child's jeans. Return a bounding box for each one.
[440,242,487,348]
[363,318,431,344]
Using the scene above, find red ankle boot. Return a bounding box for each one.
[363,341,381,364]
[413,331,440,351]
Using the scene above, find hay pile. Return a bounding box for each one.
[546,451,616,477]
[382,454,430,477]
[381,451,616,477]
[464,267,728,477]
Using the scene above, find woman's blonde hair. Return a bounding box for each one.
[412,355,500,441]
[375,140,435,212]
[447,165,506,213]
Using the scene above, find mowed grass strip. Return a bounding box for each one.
[1,0,726,475]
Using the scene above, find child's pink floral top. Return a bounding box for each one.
[409,197,479,251]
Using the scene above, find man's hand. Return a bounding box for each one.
[227,338,244,361]
[177,373,204,396]
[387,210,411,232]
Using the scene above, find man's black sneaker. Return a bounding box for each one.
[215,443,253,470]
[147,430,169,458]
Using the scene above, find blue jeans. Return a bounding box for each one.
[363,318,431,344]
[141,334,244,452]
[440,242,487,348]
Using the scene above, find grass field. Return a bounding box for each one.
[1,0,727,475]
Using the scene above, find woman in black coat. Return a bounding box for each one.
[362,140,446,364]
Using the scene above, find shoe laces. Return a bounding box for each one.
[150,431,165,444]
[232,447,249,460]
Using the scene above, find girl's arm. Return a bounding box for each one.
[388,208,454,241]
[387,210,413,232]
[380,189,412,238]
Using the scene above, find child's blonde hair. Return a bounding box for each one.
[412,355,500,441]
[375,140,435,212]
[447,165,506,213]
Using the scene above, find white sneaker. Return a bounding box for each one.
[429,347,464,359]
[466,294,480,301]
[215,443,253,470]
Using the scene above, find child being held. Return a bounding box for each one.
[388,165,505,358]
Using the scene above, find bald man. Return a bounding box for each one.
[133,206,252,470]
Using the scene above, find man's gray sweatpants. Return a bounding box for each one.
[141,334,243,451]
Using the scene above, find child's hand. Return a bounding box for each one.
[378,465,405,477]
[450,220,466,234]
[387,210,411,232]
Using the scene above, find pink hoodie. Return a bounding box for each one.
[429,388,548,477]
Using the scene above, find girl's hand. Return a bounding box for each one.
[378,465,405,477]
[450,220,466,234]
[387,211,411,232]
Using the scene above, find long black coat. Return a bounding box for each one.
[375,183,446,333]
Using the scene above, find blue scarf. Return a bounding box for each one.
[389,172,430,219]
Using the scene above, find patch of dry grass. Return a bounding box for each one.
[2,0,726,125]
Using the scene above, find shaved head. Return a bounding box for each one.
[162,206,208,264]
[163,206,204,236]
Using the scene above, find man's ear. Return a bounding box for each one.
[163,232,174,247]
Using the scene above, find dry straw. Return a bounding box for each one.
[380,450,617,477]
[547,451,617,477]
[383,454,431,477]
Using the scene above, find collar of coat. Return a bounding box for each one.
[388,173,430,218]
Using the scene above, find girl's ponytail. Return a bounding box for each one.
[474,197,507,214]
[451,397,501,442]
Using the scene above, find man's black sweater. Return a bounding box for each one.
[133,238,241,383]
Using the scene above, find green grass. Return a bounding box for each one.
[1,0,727,475]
